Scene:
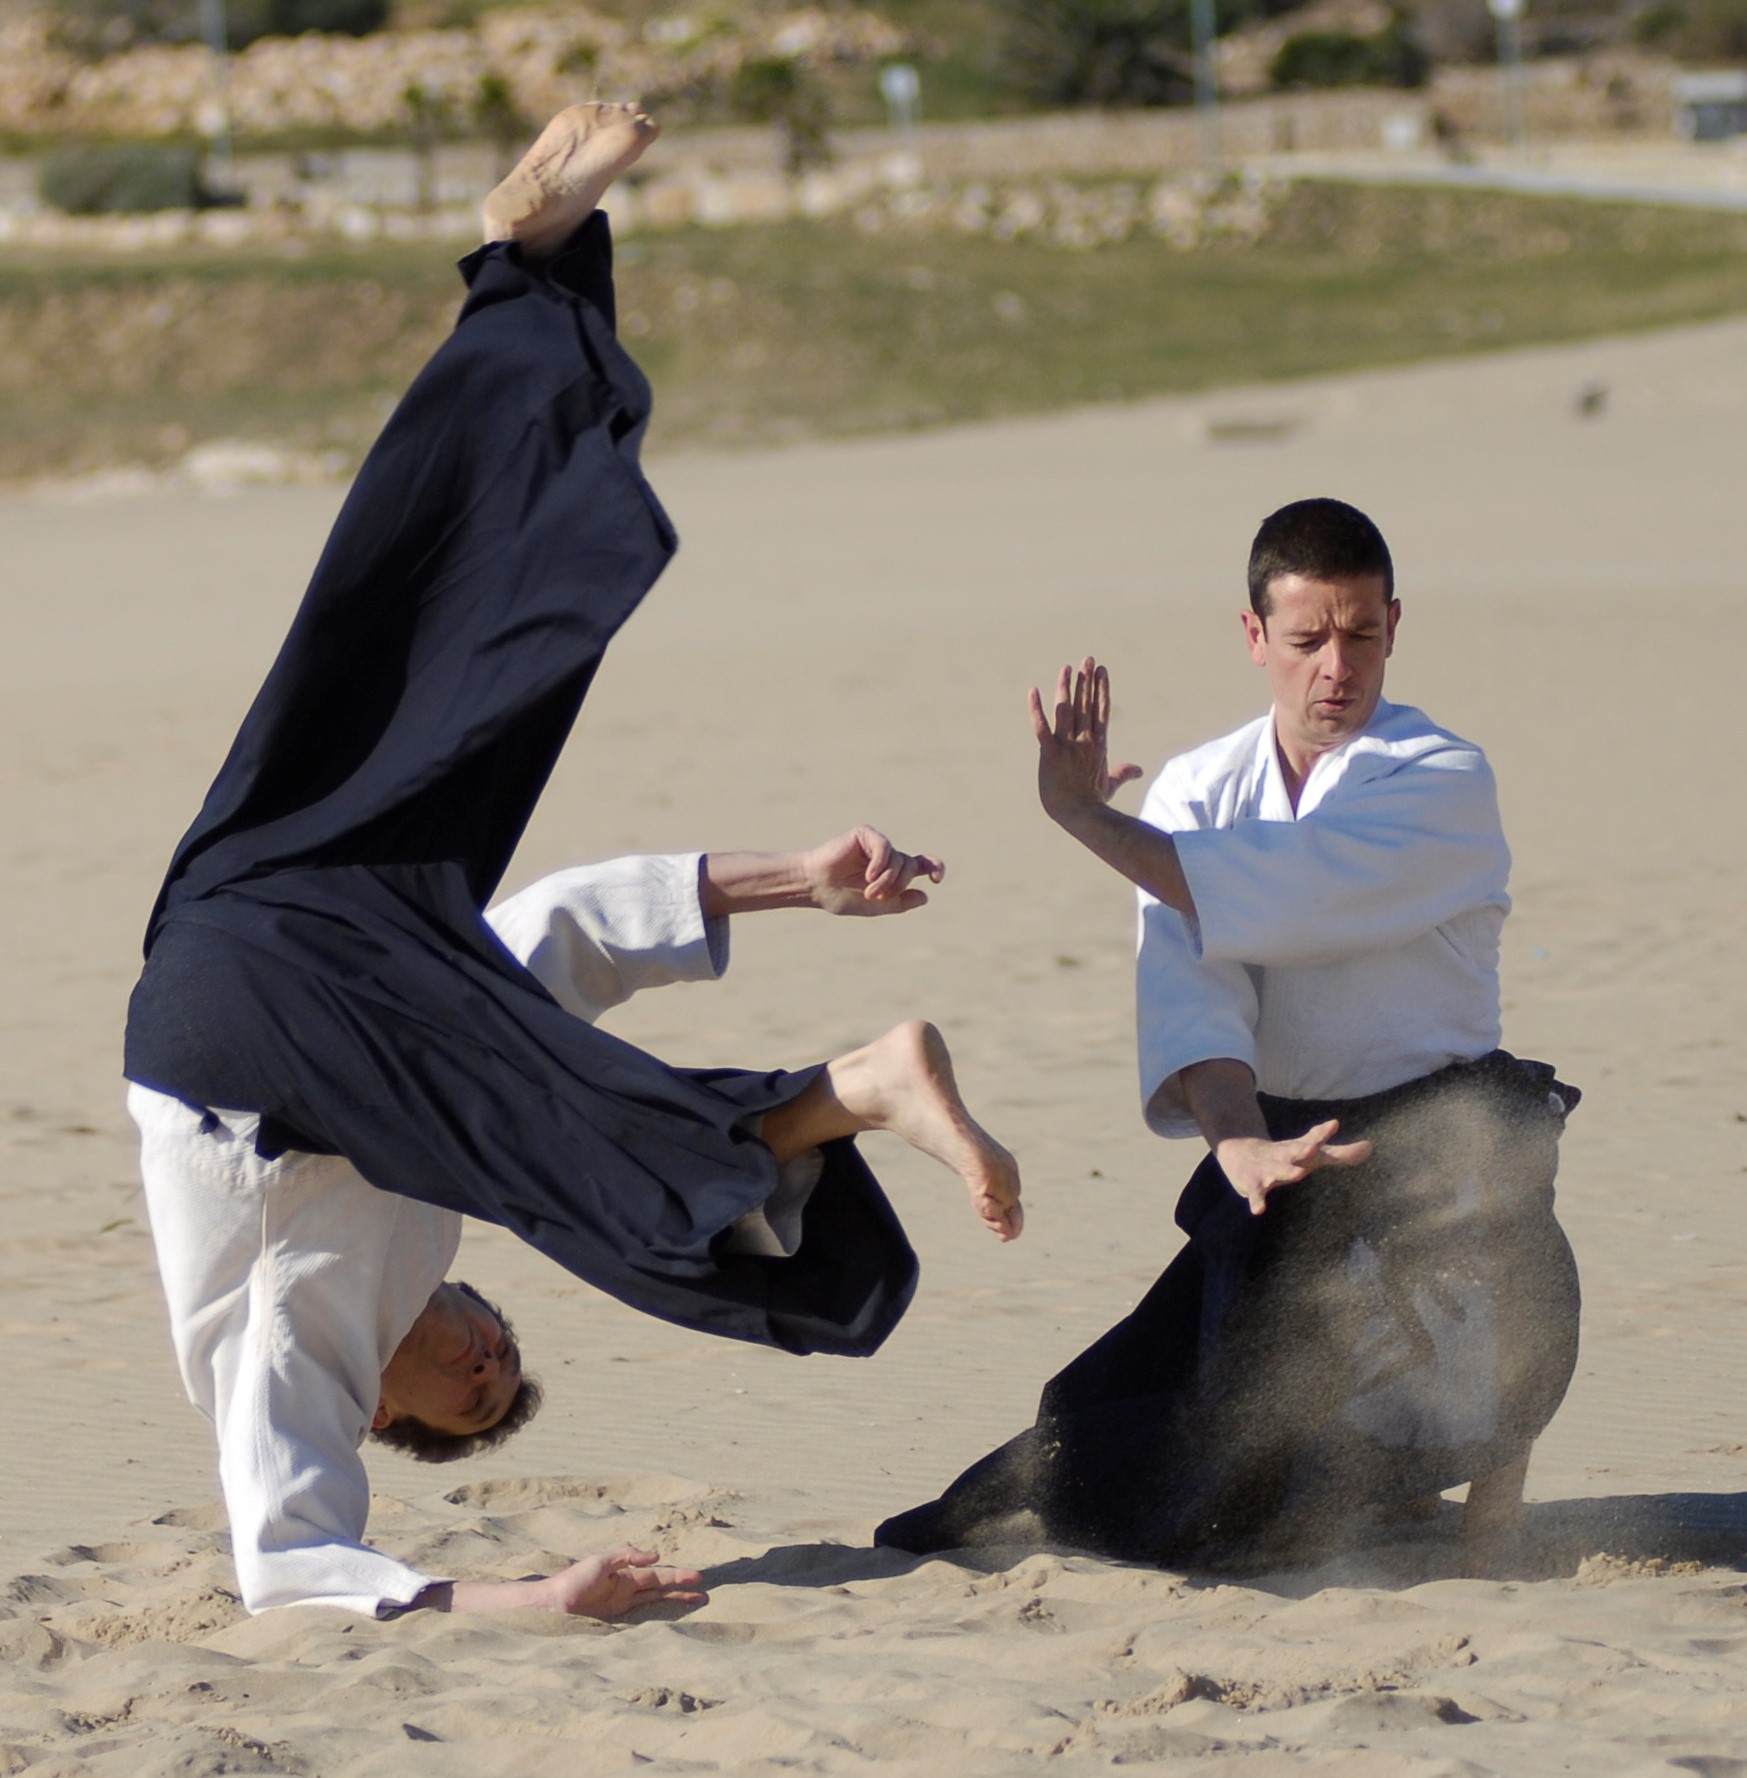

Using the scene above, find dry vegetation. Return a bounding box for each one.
[3,179,1745,482]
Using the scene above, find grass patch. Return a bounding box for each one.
[2,180,1745,481]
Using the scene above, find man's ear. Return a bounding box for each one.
[1384,598,1402,658]
[1241,608,1267,666]
[371,1399,392,1432]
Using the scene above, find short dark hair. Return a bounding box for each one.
[368,1282,544,1465]
[1247,498,1395,618]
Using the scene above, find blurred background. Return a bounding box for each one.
[0,0,1743,486]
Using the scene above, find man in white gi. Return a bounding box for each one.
[135,823,1019,1619]
[878,497,1579,1571]
[127,107,1024,1623]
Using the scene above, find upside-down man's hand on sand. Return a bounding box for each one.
[422,1546,707,1618]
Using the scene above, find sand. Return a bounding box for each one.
[2,314,1744,1776]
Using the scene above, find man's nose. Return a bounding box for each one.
[469,1346,499,1380]
[1322,642,1354,681]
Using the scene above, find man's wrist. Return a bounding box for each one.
[1051,796,1111,846]
[699,851,814,917]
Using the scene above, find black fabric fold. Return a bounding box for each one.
[877,1050,1580,1562]
[125,217,917,1359]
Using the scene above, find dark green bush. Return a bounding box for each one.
[228,0,391,44]
[728,58,832,172]
[1270,14,1429,89]
[49,0,388,52]
[999,0,1194,107]
[38,142,215,215]
[996,0,1304,111]
[1631,0,1747,57]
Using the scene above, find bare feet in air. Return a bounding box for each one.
[482,101,660,255]
[824,1021,1023,1242]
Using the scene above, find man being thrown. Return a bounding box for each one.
[878,498,1579,1572]
[124,103,1019,1622]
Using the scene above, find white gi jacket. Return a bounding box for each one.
[130,853,729,1617]
[1137,700,1511,1137]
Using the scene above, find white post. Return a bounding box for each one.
[1191,0,1221,165]
[197,0,235,186]
[1487,0,1528,156]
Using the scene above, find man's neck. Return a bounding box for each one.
[1271,727,1338,814]
[1275,744,1313,813]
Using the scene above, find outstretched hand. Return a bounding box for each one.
[544,1545,707,1618]
[1216,1119,1374,1217]
[1029,657,1144,830]
[803,825,945,916]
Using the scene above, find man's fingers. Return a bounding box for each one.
[859,826,894,886]
[1112,762,1144,788]
[1293,1118,1343,1158]
[1320,1138,1374,1167]
[1053,664,1075,738]
[610,1547,705,1593]
[1074,658,1096,737]
[631,1564,705,1592]
[1028,685,1052,744]
[1291,1118,1374,1172]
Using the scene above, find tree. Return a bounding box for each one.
[996,0,1303,110]
[49,0,389,53]
[728,57,831,175]
[1634,0,1747,60]
[999,0,1196,107]
[1270,12,1430,89]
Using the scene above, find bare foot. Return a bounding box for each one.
[482,102,660,255]
[829,1021,1023,1242]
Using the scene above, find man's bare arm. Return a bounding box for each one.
[1180,1060,1373,1218]
[699,827,944,919]
[415,1546,705,1617]
[1028,658,1194,917]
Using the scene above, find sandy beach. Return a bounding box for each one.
[3,312,1744,1775]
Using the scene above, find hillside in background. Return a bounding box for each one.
[4,179,1745,486]
[4,0,1740,149]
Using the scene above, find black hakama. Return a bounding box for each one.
[124,219,917,1359]
[876,1052,1580,1563]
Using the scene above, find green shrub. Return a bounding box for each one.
[48,0,388,52]
[38,143,215,215]
[728,58,832,172]
[226,0,390,44]
[1270,14,1429,89]
[1631,0,1747,57]
[999,0,1194,107]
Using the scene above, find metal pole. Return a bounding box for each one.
[1190,0,1221,165]
[1487,0,1527,156]
[1502,13,1527,153]
[198,0,234,184]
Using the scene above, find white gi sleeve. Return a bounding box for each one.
[131,1087,454,1618]
[486,852,726,1020]
[219,1322,436,1618]
[1173,745,1510,968]
[1135,766,1265,1139]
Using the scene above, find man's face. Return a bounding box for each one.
[375,1282,522,1438]
[1241,571,1400,770]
